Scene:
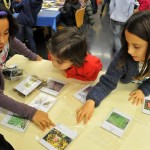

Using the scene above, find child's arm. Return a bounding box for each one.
[0,87,54,130]
[9,37,42,61]
[76,52,125,124]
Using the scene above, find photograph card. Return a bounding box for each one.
[29,92,57,112]
[101,109,132,137]
[142,96,150,114]
[40,124,77,150]
[74,85,92,103]
[14,75,42,96]
[40,78,66,96]
[1,112,30,132]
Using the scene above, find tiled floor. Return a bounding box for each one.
[36,4,113,72]
[87,4,113,72]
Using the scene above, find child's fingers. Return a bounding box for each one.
[77,110,85,124]
[128,94,137,101]
[132,98,141,105]
[49,120,55,127]
[88,112,93,121]
[141,98,144,104]
[129,91,136,96]
[84,113,90,124]
[35,121,45,131]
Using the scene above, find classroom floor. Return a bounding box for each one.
[36,4,113,72]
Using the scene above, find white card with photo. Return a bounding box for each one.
[142,96,150,114]
[14,75,42,96]
[29,92,57,112]
[40,123,77,150]
[74,85,92,103]
[101,109,132,137]
[1,112,30,132]
[40,78,66,96]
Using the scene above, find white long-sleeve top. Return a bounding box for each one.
[109,0,135,22]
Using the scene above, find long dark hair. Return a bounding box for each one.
[47,27,87,67]
[0,5,18,37]
[119,11,150,79]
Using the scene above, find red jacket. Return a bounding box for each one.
[48,53,102,81]
[138,0,150,11]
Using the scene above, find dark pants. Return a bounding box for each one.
[100,0,110,15]
[0,134,14,150]
[16,24,37,53]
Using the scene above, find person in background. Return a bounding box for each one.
[59,0,81,26]
[11,0,42,53]
[109,0,134,52]
[134,0,150,12]
[76,11,150,124]
[100,0,110,17]
[84,0,95,27]
[47,27,102,81]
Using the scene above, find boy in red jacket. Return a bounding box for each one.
[47,27,102,81]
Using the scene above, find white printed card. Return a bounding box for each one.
[14,75,42,96]
[40,78,66,96]
[101,109,132,137]
[74,85,92,103]
[142,96,150,114]
[29,92,56,112]
[1,112,30,132]
[40,124,77,150]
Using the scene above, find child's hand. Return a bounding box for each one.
[128,89,144,105]
[32,110,55,130]
[76,100,95,124]
[36,55,42,61]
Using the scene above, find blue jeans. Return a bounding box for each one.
[110,19,125,52]
[16,25,37,53]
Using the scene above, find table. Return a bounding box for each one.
[1,55,150,150]
[13,9,60,31]
[36,9,60,31]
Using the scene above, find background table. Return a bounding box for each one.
[1,55,150,150]
[13,9,60,31]
[36,9,60,31]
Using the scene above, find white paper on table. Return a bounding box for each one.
[101,109,132,137]
[142,95,150,114]
[29,92,57,112]
[1,112,30,133]
[40,123,77,150]
[73,84,93,103]
[14,75,42,96]
[40,78,66,96]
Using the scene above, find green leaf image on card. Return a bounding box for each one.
[7,115,28,129]
[106,112,130,130]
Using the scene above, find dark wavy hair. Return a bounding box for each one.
[0,5,18,37]
[47,27,88,67]
[119,11,150,79]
